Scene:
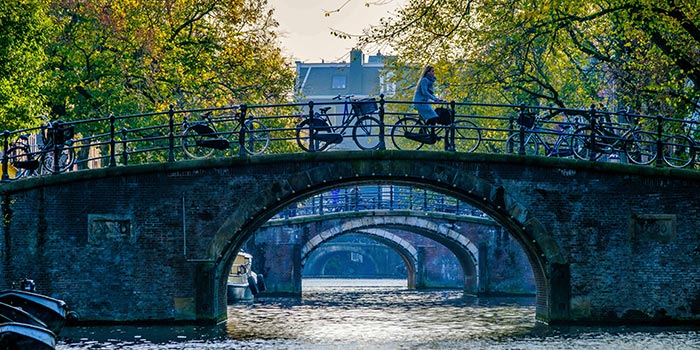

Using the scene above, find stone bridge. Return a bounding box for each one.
[250,211,531,294]
[2,151,700,325]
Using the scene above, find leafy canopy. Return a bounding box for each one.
[360,0,700,117]
[1,0,295,130]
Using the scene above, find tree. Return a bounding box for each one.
[0,0,52,130]
[44,0,295,120]
[359,0,700,117]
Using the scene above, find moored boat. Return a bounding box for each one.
[0,289,71,335]
[227,252,266,303]
[0,302,47,329]
[0,322,56,350]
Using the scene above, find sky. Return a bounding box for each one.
[268,0,406,63]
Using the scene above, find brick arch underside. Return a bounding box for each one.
[304,244,382,275]
[210,159,565,323]
[302,228,419,289]
[300,218,478,292]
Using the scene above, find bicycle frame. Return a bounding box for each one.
[6,118,76,177]
[181,107,271,158]
[593,121,639,154]
[319,95,362,135]
[508,113,576,157]
[531,128,573,157]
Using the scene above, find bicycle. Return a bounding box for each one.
[505,112,576,157]
[181,106,270,159]
[295,95,382,152]
[390,107,481,152]
[570,110,656,165]
[659,119,698,168]
[6,116,76,179]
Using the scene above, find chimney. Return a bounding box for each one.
[349,49,363,94]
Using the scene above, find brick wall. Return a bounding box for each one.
[1,152,700,325]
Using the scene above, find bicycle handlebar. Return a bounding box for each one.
[332,94,355,101]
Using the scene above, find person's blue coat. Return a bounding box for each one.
[413,76,438,120]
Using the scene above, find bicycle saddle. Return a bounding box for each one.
[319,107,332,113]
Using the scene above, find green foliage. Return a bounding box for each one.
[360,0,700,119]
[0,0,295,132]
[0,0,52,130]
[44,0,295,119]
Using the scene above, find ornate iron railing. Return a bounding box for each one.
[2,97,697,181]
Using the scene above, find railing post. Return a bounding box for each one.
[239,104,247,156]
[446,100,456,151]
[656,114,664,168]
[121,128,129,166]
[2,130,9,182]
[318,193,324,214]
[389,185,394,210]
[376,184,381,210]
[51,121,61,174]
[168,104,175,162]
[109,114,117,167]
[354,187,359,210]
[588,104,597,161]
[517,104,526,155]
[307,101,316,152]
[344,188,349,211]
[378,94,386,150]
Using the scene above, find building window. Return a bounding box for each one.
[380,75,396,97]
[332,75,347,89]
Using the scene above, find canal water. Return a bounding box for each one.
[57,279,699,350]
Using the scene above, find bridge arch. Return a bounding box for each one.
[301,228,419,289]
[211,153,565,324]
[299,218,478,292]
[2,152,589,324]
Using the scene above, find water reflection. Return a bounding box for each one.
[227,278,536,344]
[57,279,699,350]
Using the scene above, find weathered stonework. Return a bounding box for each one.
[1,151,699,325]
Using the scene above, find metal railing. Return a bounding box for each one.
[2,97,698,181]
[271,185,490,220]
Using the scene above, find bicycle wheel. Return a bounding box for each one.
[452,120,481,153]
[241,119,270,155]
[662,134,695,168]
[625,130,657,165]
[391,117,425,150]
[571,126,604,160]
[352,115,382,150]
[6,146,34,179]
[181,127,216,159]
[296,118,332,152]
[41,146,76,173]
[505,133,539,155]
[546,133,575,157]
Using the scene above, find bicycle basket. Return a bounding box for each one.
[517,113,536,129]
[46,124,75,145]
[351,98,378,116]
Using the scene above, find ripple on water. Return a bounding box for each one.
[57,279,700,350]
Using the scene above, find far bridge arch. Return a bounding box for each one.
[299,218,479,292]
[302,228,419,289]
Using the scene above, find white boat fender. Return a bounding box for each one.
[256,274,266,292]
[247,275,259,295]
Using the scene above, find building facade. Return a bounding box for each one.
[294,49,394,103]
